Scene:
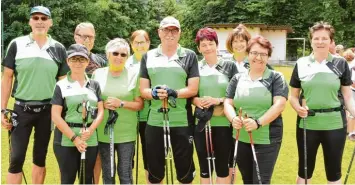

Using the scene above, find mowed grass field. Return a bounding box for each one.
[1,66,355,184]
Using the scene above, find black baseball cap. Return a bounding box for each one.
[67,44,89,59]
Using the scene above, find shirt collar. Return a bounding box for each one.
[66,71,90,86]
[155,44,186,57]
[29,33,53,46]
[247,67,272,81]
[309,53,333,63]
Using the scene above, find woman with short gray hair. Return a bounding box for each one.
[92,38,143,184]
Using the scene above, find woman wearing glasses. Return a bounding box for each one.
[289,22,355,184]
[92,38,143,184]
[224,35,288,184]
[51,44,104,184]
[126,30,151,182]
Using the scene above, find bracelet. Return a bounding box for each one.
[71,134,77,142]
[1,109,6,114]
[254,119,262,129]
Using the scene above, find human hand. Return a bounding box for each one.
[73,137,87,153]
[231,116,243,130]
[1,112,13,130]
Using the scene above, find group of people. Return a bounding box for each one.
[1,5,355,185]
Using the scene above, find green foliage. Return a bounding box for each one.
[1,0,355,58]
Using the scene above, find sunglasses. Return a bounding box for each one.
[112,52,128,57]
[31,16,49,21]
[69,57,88,64]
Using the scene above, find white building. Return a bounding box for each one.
[205,23,293,61]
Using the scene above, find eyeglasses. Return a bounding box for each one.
[249,51,268,60]
[69,57,88,64]
[76,34,95,41]
[161,28,179,35]
[133,41,147,46]
[112,52,128,57]
[31,16,49,21]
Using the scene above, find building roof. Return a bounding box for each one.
[204,23,293,33]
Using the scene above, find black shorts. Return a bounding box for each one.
[8,104,52,173]
[194,126,232,178]
[54,144,98,184]
[145,124,195,183]
[235,140,281,184]
[296,126,346,181]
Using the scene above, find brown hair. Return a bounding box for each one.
[130,30,150,43]
[246,35,273,57]
[226,24,251,53]
[309,21,335,41]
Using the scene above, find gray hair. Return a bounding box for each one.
[105,38,130,56]
[75,22,95,35]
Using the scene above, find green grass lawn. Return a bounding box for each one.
[1,66,355,184]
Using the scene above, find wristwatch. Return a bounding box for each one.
[255,119,262,129]
[119,101,125,108]
[1,109,6,114]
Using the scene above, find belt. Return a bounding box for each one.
[311,106,342,113]
[15,100,50,107]
[67,122,92,128]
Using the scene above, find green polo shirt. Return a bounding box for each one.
[226,68,289,144]
[2,33,69,101]
[140,45,199,127]
[126,54,150,122]
[92,67,140,143]
[197,58,237,127]
[51,72,102,147]
[290,54,352,130]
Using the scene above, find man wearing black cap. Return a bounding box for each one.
[1,5,69,184]
[140,16,199,183]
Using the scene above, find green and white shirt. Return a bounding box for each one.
[197,58,238,127]
[2,34,69,101]
[92,67,140,143]
[51,72,102,147]
[226,68,289,144]
[290,54,352,130]
[126,54,150,122]
[140,45,199,127]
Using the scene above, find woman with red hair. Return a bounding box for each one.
[192,27,238,184]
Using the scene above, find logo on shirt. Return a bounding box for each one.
[66,85,72,89]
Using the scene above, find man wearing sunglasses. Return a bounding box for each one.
[74,22,107,78]
[1,5,69,184]
[140,16,199,184]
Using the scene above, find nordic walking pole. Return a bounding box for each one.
[245,113,262,184]
[104,109,118,183]
[344,144,355,184]
[303,117,308,185]
[135,112,140,184]
[208,120,216,183]
[230,107,242,184]
[80,101,88,184]
[162,98,174,184]
[205,121,212,184]
[4,110,27,184]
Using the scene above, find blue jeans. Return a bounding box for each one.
[98,141,135,184]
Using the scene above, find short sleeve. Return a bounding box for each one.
[134,75,141,98]
[92,81,102,102]
[2,40,17,70]
[140,54,149,79]
[341,61,352,86]
[57,45,69,77]
[187,53,199,78]
[272,72,289,100]
[289,64,301,88]
[226,74,239,99]
[50,85,64,106]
